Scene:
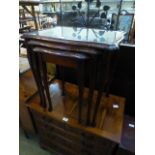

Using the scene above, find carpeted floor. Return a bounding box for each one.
[19,57,30,74]
[19,128,54,155]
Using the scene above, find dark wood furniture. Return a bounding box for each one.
[23,26,125,125]
[56,44,135,116]
[120,115,135,154]
[22,26,126,154]
[19,70,38,136]
[26,80,126,155]
[19,67,131,155]
[28,44,90,124]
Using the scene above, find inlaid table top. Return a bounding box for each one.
[23,26,125,50]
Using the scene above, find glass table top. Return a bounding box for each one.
[24,26,125,46]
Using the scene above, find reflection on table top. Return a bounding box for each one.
[23,26,125,47]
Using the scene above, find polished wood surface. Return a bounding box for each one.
[20,70,37,102]
[33,47,89,67]
[27,80,125,155]
[23,26,125,126]
[27,79,125,143]
[19,69,126,155]
[19,70,37,134]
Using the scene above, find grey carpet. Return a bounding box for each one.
[19,128,55,155]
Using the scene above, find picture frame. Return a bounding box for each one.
[111,13,134,42]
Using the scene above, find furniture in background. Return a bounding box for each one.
[115,115,135,155]
[19,70,38,136]
[19,0,54,29]
[19,0,40,29]
[120,115,135,154]
[128,19,135,44]
[112,13,134,42]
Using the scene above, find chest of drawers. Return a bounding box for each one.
[27,81,125,155]
[31,110,118,155]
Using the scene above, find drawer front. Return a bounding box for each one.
[36,119,81,144]
[80,131,117,154]
[40,130,81,152]
[40,137,78,155]
[32,110,82,135]
[32,110,117,155]
[40,135,105,155]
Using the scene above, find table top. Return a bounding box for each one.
[23,26,125,50]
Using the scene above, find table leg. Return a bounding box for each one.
[59,66,65,96]
[92,53,111,126]
[27,50,46,109]
[104,52,120,97]
[77,62,85,124]
[86,59,97,126]
[33,53,47,109]
[38,54,53,112]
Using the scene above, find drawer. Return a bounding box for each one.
[40,134,104,155]
[38,121,116,155]
[80,132,117,154]
[40,130,81,152]
[40,129,114,155]
[39,123,81,144]
[32,111,82,135]
[32,110,117,155]
[40,137,79,155]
